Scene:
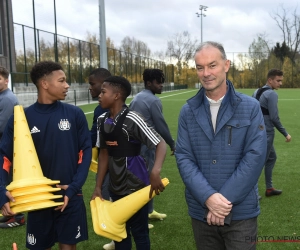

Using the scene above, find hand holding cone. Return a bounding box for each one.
[90,177,169,241]
[4,105,63,214]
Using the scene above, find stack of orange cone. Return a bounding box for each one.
[4,105,63,214]
[90,178,169,241]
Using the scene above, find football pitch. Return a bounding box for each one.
[1,88,300,250]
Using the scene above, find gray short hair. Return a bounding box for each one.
[195,41,227,60]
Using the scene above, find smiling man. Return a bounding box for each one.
[253,69,292,198]
[176,41,267,250]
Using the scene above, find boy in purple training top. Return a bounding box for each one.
[91,76,167,250]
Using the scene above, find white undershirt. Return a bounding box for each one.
[206,95,224,132]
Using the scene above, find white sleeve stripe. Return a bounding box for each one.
[127,112,160,145]
[127,111,161,145]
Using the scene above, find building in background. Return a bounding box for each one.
[0,0,16,73]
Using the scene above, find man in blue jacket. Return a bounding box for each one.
[175,41,267,250]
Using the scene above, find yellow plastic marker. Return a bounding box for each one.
[90,178,169,241]
[1,106,64,215]
[89,147,98,173]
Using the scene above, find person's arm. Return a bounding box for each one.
[149,140,167,197]
[90,106,107,146]
[219,101,267,204]
[63,109,92,200]
[91,147,109,200]
[0,116,15,213]
[127,111,167,197]
[91,116,109,200]
[150,99,175,152]
[90,107,99,146]
[267,91,289,137]
[175,105,217,207]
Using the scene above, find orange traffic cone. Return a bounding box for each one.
[12,242,17,250]
[5,105,63,213]
[90,178,169,241]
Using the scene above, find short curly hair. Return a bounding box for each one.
[89,68,111,79]
[30,61,63,85]
[142,69,165,86]
[104,76,131,101]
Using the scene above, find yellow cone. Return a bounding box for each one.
[11,192,62,207]
[89,147,98,173]
[6,106,60,190]
[4,105,63,213]
[91,198,123,242]
[10,185,61,198]
[90,177,169,241]
[8,200,63,214]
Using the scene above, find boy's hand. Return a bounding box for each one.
[91,187,103,201]
[55,184,69,212]
[55,195,69,212]
[1,191,15,216]
[149,171,165,198]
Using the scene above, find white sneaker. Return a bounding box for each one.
[103,240,115,250]
[148,223,154,229]
[148,210,167,220]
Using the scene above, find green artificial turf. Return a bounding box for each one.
[1,88,299,250]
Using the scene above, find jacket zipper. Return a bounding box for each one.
[228,126,232,145]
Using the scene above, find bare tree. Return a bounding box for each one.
[152,50,166,61]
[271,5,300,62]
[166,31,198,74]
[248,33,271,63]
[120,36,151,57]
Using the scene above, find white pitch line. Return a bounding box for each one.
[278,99,300,101]
[84,89,197,115]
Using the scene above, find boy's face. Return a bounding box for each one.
[88,75,105,98]
[99,82,118,109]
[147,79,163,95]
[0,75,9,93]
[41,70,69,101]
[268,75,283,90]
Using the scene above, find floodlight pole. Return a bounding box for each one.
[99,0,108,69]
[196,5,208,43]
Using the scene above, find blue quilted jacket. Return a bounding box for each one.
[175,80,267,221]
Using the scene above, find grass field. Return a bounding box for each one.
[1,88,300,250]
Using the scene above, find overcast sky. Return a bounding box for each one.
[12,0,299,60]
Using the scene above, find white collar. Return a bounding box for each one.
[206,95,225,104]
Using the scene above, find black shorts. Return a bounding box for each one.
[26,195,88,249]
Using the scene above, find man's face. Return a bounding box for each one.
[147,79,163,95]
[42,70,69,101]
[195,46,230,94]
[268,75,283,90]
[88,75,105,99]
[0,75,8,92]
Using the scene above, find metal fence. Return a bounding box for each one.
[15,83,188,108]
[12,23,173,89]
